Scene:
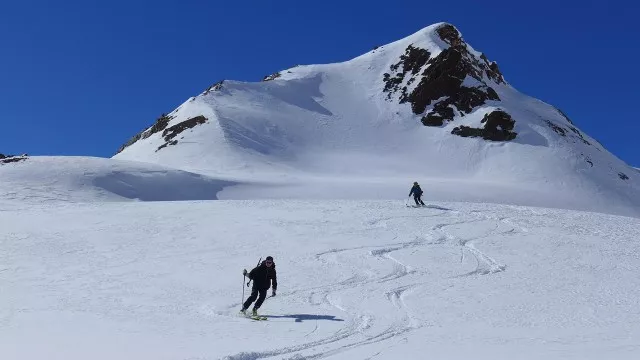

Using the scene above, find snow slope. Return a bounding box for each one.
[113,23,640,217]
[2,200,640,360]
[0,156,233,204]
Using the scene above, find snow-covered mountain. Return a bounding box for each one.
[4,22,640,360]
[113,23,640,217]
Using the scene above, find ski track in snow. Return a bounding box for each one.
[221,205,524,359]
[4,200,640,360]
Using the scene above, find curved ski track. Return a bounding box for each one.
[223,205,525,360]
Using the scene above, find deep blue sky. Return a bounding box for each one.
[1,0,638,165]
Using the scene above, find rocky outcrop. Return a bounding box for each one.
[619,172,630,181]
[555,107,574,125]
[115,110,209,155]
[262,72,281,81]
[451,110,517,141]
[383,45,432,100]
[544,119,591,146]
[203,80,225,96]
[382,23,510,139]
[436,24,505,85]
[116,114,175,154]
[0,153,29,165]
[156,115,208,152]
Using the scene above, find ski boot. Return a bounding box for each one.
[251,308,267,320]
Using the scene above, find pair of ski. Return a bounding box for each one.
[243,314,267,321]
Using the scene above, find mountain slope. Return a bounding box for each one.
[3,200,640,359]
[113,23,640,216]
[0,156,233,204]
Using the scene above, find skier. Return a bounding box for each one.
[409,181,425,206]
[241,256,277,317]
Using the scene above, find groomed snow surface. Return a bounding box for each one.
[2,199,640,360]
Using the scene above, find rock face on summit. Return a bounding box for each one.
[114,22,640,216]
[382,24,507,138]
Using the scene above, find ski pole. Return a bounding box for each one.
[242,273,246,304]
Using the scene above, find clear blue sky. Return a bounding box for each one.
[1,0,638,165]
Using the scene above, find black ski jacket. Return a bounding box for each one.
[409,185,423,197]
[248,261,278,290]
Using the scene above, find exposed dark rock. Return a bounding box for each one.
[544,119,591,146]
[157,140,178,151]
[404,47,465,114]
[486,60,505,84]
[203,80,225,95]
[436,24,463,47]
[553,108,591,144]
[451,110,517,141]
[147,113,173,137]
[619,172,629,180]
[544,119,567,137]
[478,54,506,84]
[555,107,574,125]
[458,86,499,113]
[156,115,208,152]
[421,114,445,127]
[263,72,281,81]
[116,113,175,154]
[117,133,144,154]
[421,102,454,127]
[162,115,207,142]
[383,45,431,100]
[0,154,29,165]
[582,154,594,167]
[382,24,504,131]
[567,125,591,145]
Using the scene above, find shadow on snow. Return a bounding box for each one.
[264,314,345,323]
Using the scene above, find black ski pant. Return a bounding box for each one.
[413,194,425,206]
[243,287,268,310]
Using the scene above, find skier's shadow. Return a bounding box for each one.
[424,204,453,211]
[407,204,454,211]
[264,314,345,323]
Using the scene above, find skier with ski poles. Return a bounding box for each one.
[241,256,277,318]
[409,181,425,206]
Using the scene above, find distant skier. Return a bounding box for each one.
[409,181,425,206]
[241,256,277,317]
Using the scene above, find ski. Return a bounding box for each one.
[239,311,267,321]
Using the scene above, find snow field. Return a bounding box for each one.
[2,200,640,359]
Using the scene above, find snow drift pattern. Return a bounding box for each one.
[0,156,234,203]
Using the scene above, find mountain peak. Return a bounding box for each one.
[113,22,640,216]
[381,22,506,131]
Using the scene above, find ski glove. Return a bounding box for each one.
[272,290,276,297]
[243,269,248,276]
